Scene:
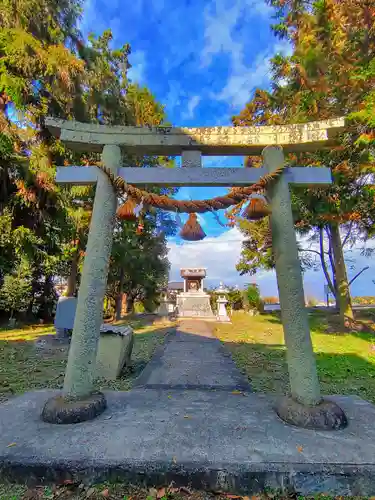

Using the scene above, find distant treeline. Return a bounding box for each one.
[352,297,375,305]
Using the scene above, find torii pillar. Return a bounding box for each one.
[264,147,346,429]
[41,117,347,429]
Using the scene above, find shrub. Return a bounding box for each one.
[0,262,32,322]
[134,301,145,314]
[243,283,263,312]
[227,288,244,310]
[143,298,157,313]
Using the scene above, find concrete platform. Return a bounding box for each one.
[1,389,375,495]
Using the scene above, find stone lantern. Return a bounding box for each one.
[216,282,231,323]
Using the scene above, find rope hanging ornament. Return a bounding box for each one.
[180,213,206,241]
[97,162,286,215]
[116,196,138,221]
[242,194,271,221]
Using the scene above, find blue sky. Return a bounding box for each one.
[80,0,375,299]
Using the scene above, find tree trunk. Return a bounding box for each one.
[326,226,337,299]
[26,269,39,320]
[329,223,354,326]
[319,227,335,296]
[115,268,125,321]
[66,250,79,297]
[126,295,135,315]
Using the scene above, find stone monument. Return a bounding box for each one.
[176,268,215,318]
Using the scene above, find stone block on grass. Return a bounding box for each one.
[96,325,134,380]
[54,296,77,339]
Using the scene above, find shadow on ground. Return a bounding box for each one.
[216,311,375,403]
[2,312,375,406]
[223,340,375,403]
[0,320,175,402]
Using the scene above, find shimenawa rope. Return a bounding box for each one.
[97,163,285,214]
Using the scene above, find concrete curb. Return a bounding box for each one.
[2,457,375,495]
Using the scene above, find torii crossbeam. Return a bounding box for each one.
[41,117,348,430]
[47,116,345,188]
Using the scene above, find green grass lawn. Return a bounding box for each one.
[0,316,173,402]
[215,310,375,403]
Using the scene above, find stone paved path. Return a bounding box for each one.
[134,320,251,392]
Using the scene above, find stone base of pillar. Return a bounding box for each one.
[275,396,348,430]
[41,392,106,424]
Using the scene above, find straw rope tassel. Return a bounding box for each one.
[243,195,271,221]
[116,197,137,220]
[180,213,206,241]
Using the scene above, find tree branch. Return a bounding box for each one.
[326,225,336,291]
[299,248,322,257]
[320,226,335,295]
[349,266,370,286]
[342,221,354,248]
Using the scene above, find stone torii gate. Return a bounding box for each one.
[42,117,347,430]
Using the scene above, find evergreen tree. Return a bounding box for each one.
[0,1,177,321]
[232,0,375,326]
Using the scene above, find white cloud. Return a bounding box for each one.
[201,2,243,69]
[212,53,270,108]
[167,227,248,286]
[201,0,272,68]
[200,0,291,110]
[167,227,375,298]
[128,50,146,84]
[212,40,292,109]
[182,95,201,120]
[164,80,186,115]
